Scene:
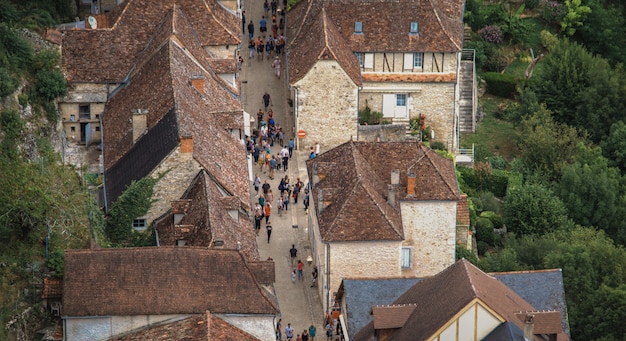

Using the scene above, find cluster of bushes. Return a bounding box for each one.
[458,164,509,197]
[358,101,383,125]
[482,72,522,98]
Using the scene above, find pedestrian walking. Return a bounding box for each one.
[247,20,254,39]
[302,330,309,341]
[277,196,283,216]
[272,56,281,79]
[291,269,297,283]
[262,92,272,110]
[288,138,294,158]
[297,260,304,280]
[311,266,318,287]
[260,16,267,34]
[276,319,283,341]
[266,222,272,243]
[254,203,263,235]
[296,334,302,341]
[309,325,317,341]
[286,323,294,340]
[315,141,321,156]
[254,174,261,195]
[264,202,272,223]
[289,244,298,265]
[263,0,270,16]
[241,11,246,34]
[283,192,290,210]
[281,145,289,171]
[325,323,333,340]
[248,39,255,58]
[262,179,271,195]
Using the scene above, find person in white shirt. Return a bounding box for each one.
[281,145,289,171]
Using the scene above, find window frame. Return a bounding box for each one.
[132,218,147,231]
[396,94,407,107]
[355,52,364,67]
[401,247,412,269]
[410,22,419,35]
[413,53,423,68]
[354,21,363,34]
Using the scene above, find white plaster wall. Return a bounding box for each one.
[64,314,187,341]
[219,315,276,341]
[307,206,328,311]
[458,305,476,341]
[476,304,502,340]
[365,52,457,73]
[400,200,457,277]
[294,60,359,151]
[329,241,400,295]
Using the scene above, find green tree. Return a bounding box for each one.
[601,121,626,172]
[574,0,626,65]
[560,0,591,35]
[529,39,626,143]
[504,182,568,236]
[34,69,66,102]
[580,284,626,340]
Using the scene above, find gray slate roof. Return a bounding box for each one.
[483,321,525,341]
[339,278,422,339]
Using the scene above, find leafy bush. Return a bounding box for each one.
[358,101,382,125]
[540,0,565,24]
[479,25,504,44]
[43,101,57,122]
[18,93,28,106]
[430,141,447,151]
[0,24,33,72]
[477,241,489,256]
[46,250,64,277]
[483,72,518,98]
[473,191,503,215]
[480,211,504,229]
[475,217,496,245]
[540,30,558,51]
[0,2,18,24]
[34,69,66,102]
[0,67,17,98]
[456,245,479,264]
[487,155,507,170]
[525,0,540,10]
[32,49,60,72]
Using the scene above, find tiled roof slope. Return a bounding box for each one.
[288,8,361,86]
[62,0,240,83]
[62,247,279,316]
[103,10,247,209]
[456,194,470,226]
[110,312,262,341]
[154,171,259,260]
[353,259,567,341]
[306,140,459,242]
[287,0,463,53]
[339,278,422,339]
[493,269,570,337]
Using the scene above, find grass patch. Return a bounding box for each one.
[461,95,519,161]
[504,58,529,78]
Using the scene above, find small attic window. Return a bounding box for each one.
[410,22,419,35]
[354,21,363,34]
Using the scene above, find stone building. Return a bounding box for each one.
[59,0,241,147]
[287,0,466,152]
[62,247,279,340]
[305,140,461,311]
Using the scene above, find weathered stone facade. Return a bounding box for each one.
[60,83,109,145]
[293,60,359,152]
[400,201,457,277]
[360,82,456,150]
[65,314,183,340]
[357,124,408,142]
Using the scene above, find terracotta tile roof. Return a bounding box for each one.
[110,311,262,340]
[103,10,248,210]
[62,247,279,316]
[45,28,62,44]
[155,170,259,260]
[372,304,416,329]
[456,194,470,226]
[515,311,564,336]
[353,259,568,341]
[248,261,276,286]
[61,0,240,83]
[208,58,238,74]
[306,140,459,242]
[361,72,456,83]
[288,8,361,86]
[289,0,463,52]
[42,278,63,299]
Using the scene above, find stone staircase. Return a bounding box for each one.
[459,50,476,133]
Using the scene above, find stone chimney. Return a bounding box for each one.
[523,313,535,341]
[191,75,205,94]
[312,163,320,186]
[131,109,148,143]
[387,184,396,207]
[407,172,416,196]
[391,169,400,185]
[180,135,193,157]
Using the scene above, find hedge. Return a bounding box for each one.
[483,72,521,99]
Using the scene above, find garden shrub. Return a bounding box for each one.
[480,211,504,229]
[479,25,504,44]
[488,169,510,197]
[430,141,447,151]
[43,101,57,122]
[456,245,479,263]
[0,67,17,98]
[476,217,496,245]
[540,0,565,24]
[477,241,489,256]
[525,0,540,9]
[358,101,382,125]
[487,155,507,170]
[540,29,559,51]
[34,69,66,102]
[483,72,518,98]
[483,48,508,72]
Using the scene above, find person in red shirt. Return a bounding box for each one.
[297,260,304,280]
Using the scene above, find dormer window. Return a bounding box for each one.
[410,22,419,35]
[354,21,363,34]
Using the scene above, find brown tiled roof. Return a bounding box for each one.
[42,278,63,299]
[110,311,262,340]
[62,0,241,83]
[372,304,416,329]
[103,9,248,210]
[288,8,361,86]
[353,259,565,341]
[515,311,565,336]
[248,261,276,286]
[456,194,470,226]
[306,140,459,242]
[154,170,259,260]
[62,247,279,316]
[288,0,463,53]
[45,28,62,44]
[361,72,456,83]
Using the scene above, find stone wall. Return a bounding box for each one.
[294,60,359,153]
[64,314,185,340]
[220,315,276,341]
[360,82,456,150]
[400,201,457,277]
[329,241,400,296]
[357,124,408,142]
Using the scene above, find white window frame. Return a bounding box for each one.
[396,94,407,107]
[354,21,363,34]
[132,218,147,231]
[410,22,419,34]
[413,53,423,68]
[401,247,412,269]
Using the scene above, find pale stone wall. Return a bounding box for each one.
[359,82,456,150]
[363,52,457,73]
[63,83,108,103]
[64,314,187,341]
[400,200,457,277]
[357,124,407,142]
[220,315,276,341]
[307,204,328,311]
[204,45,236,59]
[329,241,401,296]
[294,60,359,152]
[146,146,203,225]
[60,83,108,144]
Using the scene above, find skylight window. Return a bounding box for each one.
[410,22,419,34]
[354,21,363,34]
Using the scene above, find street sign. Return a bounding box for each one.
[297,130,306,139]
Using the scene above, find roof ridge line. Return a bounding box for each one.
[319,9,339,61]
[200,0,241,44]
[288,0,316,49]
[422,146,459,199]
[426,0,461,50]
